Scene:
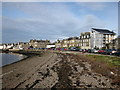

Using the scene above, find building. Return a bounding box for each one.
[29,39,50,48]
[6,43,14,49]
[60,37,80,48]
[0,44,3,49]
[90,28,115,49]
[114,35,120,50]
[55,37,80,48]
[55,40,62,48]
[109,39,116,49]
[68,37,80,48]
[14,42,30,50]
[109,35,120,50]
[118,35,120,50]
[46,44,55,48]
[0,44,6,49]
[0,43,14,50]
[80,32,91,49]
[62,39,69,48]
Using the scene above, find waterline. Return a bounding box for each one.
[0,53,27,67]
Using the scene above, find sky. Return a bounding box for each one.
[2,2,118,43]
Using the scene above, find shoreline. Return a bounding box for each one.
[1,50,45,67]
[2,51,57,88]
[1,51,120,89]
[1,54,30,68]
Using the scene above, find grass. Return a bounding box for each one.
[85,55,120,67]
[83,54,120,87]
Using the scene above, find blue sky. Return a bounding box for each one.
[2,2,118,43]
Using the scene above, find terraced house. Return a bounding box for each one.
[13,42,29,50]
[29,39,50,48]
[54,28,116,50]
[55,40,62,48]
[115,35,120,50]
[62,37,80,48]
[79,32,91,49]
[55,37,80,48]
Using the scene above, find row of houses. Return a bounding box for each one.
[0,28,120,50]
[55,28,119,50]
[0,39,51,50]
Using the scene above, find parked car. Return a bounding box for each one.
[112,50,120,56]
[79,49,83,52]
[69,47,79,51]
[56,48,61,50]
[111,49,117,54]
[64,48,67,51]
[82,49,88,53]
[61,48,65,51]
[92,49,99,53]
[98,49,106,54]
[105,49,113,55]
[87,49,92,53]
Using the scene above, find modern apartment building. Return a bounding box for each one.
[109,39,116,49]
[90,28,115,49]
[80,32,91,49]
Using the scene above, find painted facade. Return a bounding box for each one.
[29,39,50,48]
[80,32,91,49]
[90,28,115,49]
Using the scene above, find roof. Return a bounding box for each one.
[91,28,115,34]
[30,39,50,43]
[67,37,79,40]
[81,32,90,36]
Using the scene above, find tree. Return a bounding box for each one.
[105,43,110,49]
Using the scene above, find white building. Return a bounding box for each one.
[0,45,4,49]
[46,44,55,48]
[6,44,14,49]
[90,28,116,49]
[0,44,14,49]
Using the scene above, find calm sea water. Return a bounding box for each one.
[0,53,27,67]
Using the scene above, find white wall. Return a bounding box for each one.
[46,45,55,48]
[90,30,103,49]
[0,46,3,49]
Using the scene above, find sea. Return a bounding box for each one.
[0,53,27,67]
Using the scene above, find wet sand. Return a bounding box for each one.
[2,51,58,88]
[1,51,119,89]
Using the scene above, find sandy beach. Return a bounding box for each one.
[1,51,120,89]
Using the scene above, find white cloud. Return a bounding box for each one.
[2,2,111,43]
